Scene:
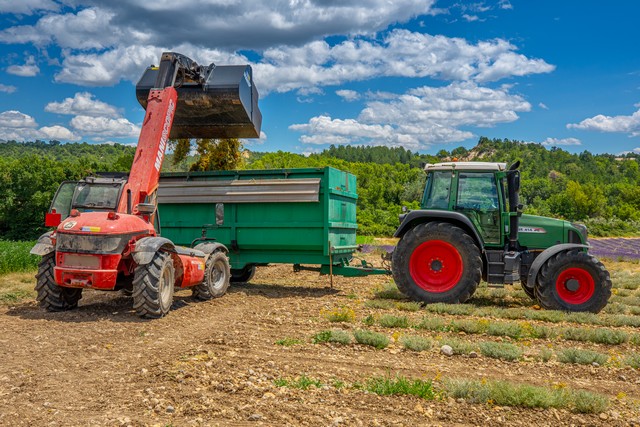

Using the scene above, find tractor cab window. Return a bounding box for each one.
[424,171,452,209]
[455,173,500,244]
[50,181,77,220]
[72,183,121,210]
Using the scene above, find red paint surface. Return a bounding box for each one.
[409,240,463,293]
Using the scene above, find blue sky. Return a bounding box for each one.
[0,0,639,155]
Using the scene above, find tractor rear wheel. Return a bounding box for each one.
[35,253,82,311]
[521,281,536,300]
[231,264,256,284]
[193,251,231,300]
[392,222,482,304]
[535,249,611,313]
[132,251,175,318]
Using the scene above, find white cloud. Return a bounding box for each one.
[0,110,37,128]
[0,84,17,93]
[540,137,581,146]
[39,125,80,141]
[290,82,530,149]
[0,0,59,15]
[462,14,480,22]
[0,110,78,142]
[568,108,640,137]
[70,115,141,138]
[336,90,360,102]
[45,92,121,118]
[498,0,513,10]
[6,55,40,77]
[538,102,549,110]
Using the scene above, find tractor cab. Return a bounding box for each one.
[46,176,127,226]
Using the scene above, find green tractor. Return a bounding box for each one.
[392,161,611,313]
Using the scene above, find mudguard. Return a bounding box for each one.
[394,210,484,247]
[194,242,228,255]
[30,231,55,256]
[132,237,176,265]
[526,243,590,289]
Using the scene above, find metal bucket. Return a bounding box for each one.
[136,64,262,139]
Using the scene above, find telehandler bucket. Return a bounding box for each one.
[136,64,262,139]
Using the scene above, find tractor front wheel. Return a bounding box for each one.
[132,251,175,318]
[535,249,611,313]
[35,253,82,311]
[193,251,231,300]
[392,222,482,304]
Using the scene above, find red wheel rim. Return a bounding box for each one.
[555,267,595,305]
[409,240,463,293]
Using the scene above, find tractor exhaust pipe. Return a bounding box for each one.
[506,161,521,251]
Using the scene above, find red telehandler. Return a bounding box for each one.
[30,52,262,318]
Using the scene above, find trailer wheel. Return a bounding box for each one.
[35,253,82,311]
[392,222,481,304]
[132,251,175,318]
[535,249,611,313]
[231,265,256,284]
[193,251,231,300]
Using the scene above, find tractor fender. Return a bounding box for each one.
[132,237,176,265]
[193,242,228,255]
[393,210,484,248]
[526,243,590,289]
[30,231,55,256]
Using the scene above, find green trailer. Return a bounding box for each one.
[157,167,388,281]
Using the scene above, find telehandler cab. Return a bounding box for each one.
[392,161,612,313]
[31,52,261,318]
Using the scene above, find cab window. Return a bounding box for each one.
[456,172,500,244]
[425,171,452,209]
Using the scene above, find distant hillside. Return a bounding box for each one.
[1,137,639,239]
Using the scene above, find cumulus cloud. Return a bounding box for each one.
[70,115,140,138]
[0,84,17,93]
[568,108,640,137]
[336,90,360,102]
[540,137,581,146]
[0,110,78,142]
[0,0,59,15]
[45,92,121,118]
[6,55,40,77]
[290,82,530,149]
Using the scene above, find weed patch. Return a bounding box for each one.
[323,306,355,323]
[312,330,352,345]
[354,329,389,349]
[479,342,522,361]
[275,338,302,346]
[557,348,608,365]
[439,338,475,355]
[374,283,405,300]
[365,376,434,399]
[378,314,410,328]
[400,335,433,352]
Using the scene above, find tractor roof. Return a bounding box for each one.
[424,162,507,171]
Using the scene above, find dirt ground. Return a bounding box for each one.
[1,258,639,426]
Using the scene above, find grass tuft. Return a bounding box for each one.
[323,306,355,323]
[374,283,406,300]
[312,329,352,345]
[556,348,608,365]
[479,341,522,361]
[365,376,434,399]
[275,338,302,346]
[354,329,389,349]
[400,335,433,352]
[439,338,476,355]
[365,299,394,310]
[378,314,410,328]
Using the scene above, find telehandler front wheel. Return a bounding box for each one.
[392,222,482,304]
[35,253,82,311]
[132,251,175,318]
[535,249,611,313]
[193,251,231,300]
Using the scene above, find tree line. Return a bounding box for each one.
[1,137,639,240]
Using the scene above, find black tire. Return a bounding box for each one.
[193,251,231,300]
[132,251,175,318]
[230,264,256,284]
[35,253,82,311]
[521,280,536,300]
[392,222,482,304]
[535,249,611,313]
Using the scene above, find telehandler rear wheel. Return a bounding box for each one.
[35,252,82,311]
[392,222,482,304]
[535,249,611,313]
[193,251,231,300]
[132,251,175,318]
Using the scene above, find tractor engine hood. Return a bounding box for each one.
[517,214,587,249]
